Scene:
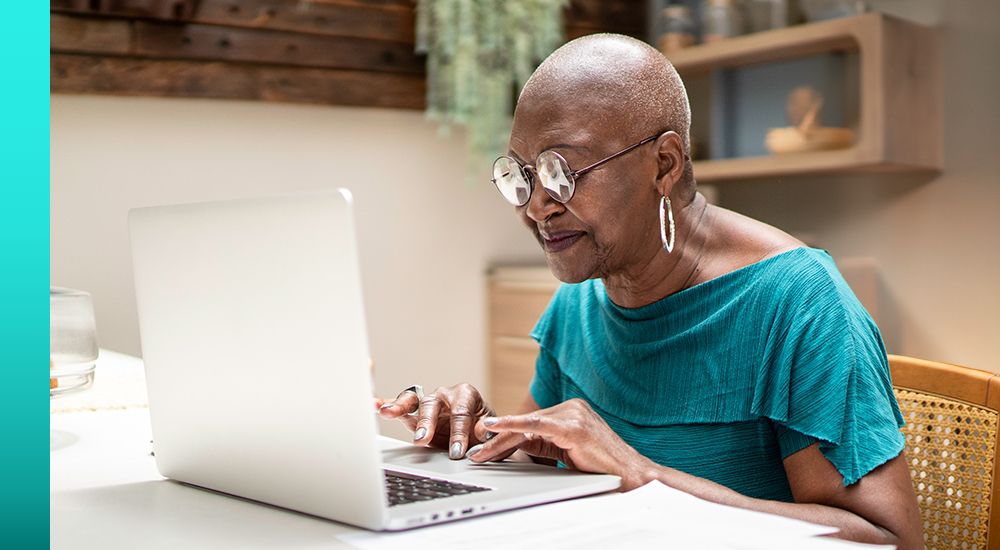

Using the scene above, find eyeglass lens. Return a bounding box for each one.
[492,152,575,206]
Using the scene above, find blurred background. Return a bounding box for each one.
[50,0,999,435]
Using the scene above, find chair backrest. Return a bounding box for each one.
[890,354,1000,550]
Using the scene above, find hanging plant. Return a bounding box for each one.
[415,0,568,171]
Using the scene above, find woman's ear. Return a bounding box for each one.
[654,131,685,197]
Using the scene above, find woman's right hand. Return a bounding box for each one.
[376,383,498,460]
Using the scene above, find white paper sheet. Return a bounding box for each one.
[338,481,894,550]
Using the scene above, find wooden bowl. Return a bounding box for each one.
[765,126,856,154]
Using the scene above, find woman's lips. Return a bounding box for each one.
[540,230,585,253]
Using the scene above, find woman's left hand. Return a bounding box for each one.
[467,398,655,490]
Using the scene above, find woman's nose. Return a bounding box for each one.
[523,174,564,222]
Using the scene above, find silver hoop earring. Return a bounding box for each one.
[659,196,675,254]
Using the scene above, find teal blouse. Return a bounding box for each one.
[529,247,905,502]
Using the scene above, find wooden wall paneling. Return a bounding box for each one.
[51,13,134,54]
[565,0,645,40]
[52,0,416,42]
[52,0,200,19]
[51,53,425,109]
[51,0,649,110]
[132,20,423,73]
[190,0,415,43]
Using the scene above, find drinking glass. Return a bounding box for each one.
[50,287,98,397]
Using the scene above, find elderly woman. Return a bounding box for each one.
[378,34,921,548]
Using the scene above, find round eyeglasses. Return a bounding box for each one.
[491,131,665,207]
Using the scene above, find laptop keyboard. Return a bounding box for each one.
[384,471,491,507]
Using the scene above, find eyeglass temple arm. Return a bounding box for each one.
[569,133,664,178]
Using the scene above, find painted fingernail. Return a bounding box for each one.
[413,427,427,441]
[482,417,498,427]
[378,403,393,412]
[465,444,484,458]
[485,431,496,441]
[449,442,463,459]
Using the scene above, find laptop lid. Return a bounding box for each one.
[129,189,388,529]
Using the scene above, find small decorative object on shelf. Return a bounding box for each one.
[745,0,789,32]
[50,287,98,398]
[799,0,867,22]
[657,4,696,53]
[702,0,746,43]
[765,85,855,154]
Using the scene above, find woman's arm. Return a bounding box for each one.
[639,444,922,549]
[471,399,923,549]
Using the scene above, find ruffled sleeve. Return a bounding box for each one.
[751,262,905,486]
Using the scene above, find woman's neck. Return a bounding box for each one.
[602,192,713,309]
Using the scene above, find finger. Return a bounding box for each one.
[467,432,525,463]
[413,396,443,444]
[448,404,477,460]
[374,397,418,432]
[472,418,497,443]
[465,443,516,463]
[469,433,566,466]
[377,390,420,418]
[516,437,568,464]
[481,413,559,439]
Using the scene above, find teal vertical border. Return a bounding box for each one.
[0,4,49,549]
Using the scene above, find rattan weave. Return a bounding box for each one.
[895,388,997,550]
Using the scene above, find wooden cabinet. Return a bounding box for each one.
[486,267,559,415]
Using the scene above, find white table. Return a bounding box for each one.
[51,351,364,549]
[51,352,882,550]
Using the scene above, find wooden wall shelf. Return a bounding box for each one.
[663,13,941,182]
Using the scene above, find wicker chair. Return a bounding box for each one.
[890,354,1000,550]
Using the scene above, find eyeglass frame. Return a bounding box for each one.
[490,130,669,206]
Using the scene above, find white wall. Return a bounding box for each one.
[50,95,543,435]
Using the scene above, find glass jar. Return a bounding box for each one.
[657,4,696,54]
[702,0,746,43]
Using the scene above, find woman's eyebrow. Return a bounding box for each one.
[545,143,589,152]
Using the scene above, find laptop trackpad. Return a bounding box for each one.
[379,440,475,475]
[378,437,545,478]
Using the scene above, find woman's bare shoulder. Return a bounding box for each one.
[697,203,805,280]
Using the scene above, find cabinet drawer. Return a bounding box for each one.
[489,283,558,338]
[489,337,538,415]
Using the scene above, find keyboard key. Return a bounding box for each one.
[383,471,491,507]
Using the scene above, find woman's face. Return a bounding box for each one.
[507,98,662,284]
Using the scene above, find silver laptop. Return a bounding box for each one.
[128,189,620,531]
